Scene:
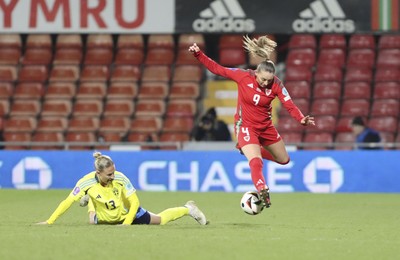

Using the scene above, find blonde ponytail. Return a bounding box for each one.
[93,151,114,172]
[243,35,277,61]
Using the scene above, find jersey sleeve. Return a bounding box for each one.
[114,171,136,197]
[122,192,140,225]
[194,51,247,82]
[274,79,305,123]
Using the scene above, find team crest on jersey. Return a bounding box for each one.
[113,188,119,196]
[72,186,80,196]
[265,89,272,96]
[244,136,250,142]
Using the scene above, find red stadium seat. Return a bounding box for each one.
[166,99,196,117]
[107,82,138,99]
[376,49,400,68]
[334,132,354,150]
[4,116,37,133]
[219,34,243,49]
[374,67,400,82]
[65,131,96,150]
[117,35,144,49]
[10,100,41,117]
[348,34,376,49]
[86,34,113,49]
[76,82,106,100]
[21,48,52,65]
[80,65,110,82]
[159,132,190,144]
[53,48,82,65]
[173,65,202,82]
[280,132,303,144]
[0,65,17,82]
[219,48,246,66]
[169,82,200,99]
[368,116,397,133]
[3,132,31,150]
[378,35,400,49]
[163,117,194,133]
[303,132,333,150]
[18,65,48,83]
[13,83,44,100]
[26,34,52,49]
[283,81,311,100]
[286,48,316,68]
[346,49,375,68]
[130,116,163,133]
[374,82,400,99]
[310,99,340,116]
[141,65,170,82]
[313,82,341,100]
[175,49,200,65]
[0,34,22,49]
[0,82,13,99]
[114,48,144,65]
[285,66,312,82]
[45,82,76,99]
[56,34,83,49]
[36,117,68,132]
[41,99,72,117]
[68,117,100,132]
[99,117,130,134]
[0,48,21,65]
[103,99,135,117]
[31,132,64,150]
[178,34,205,50]
[49,65,79,83]
[145,48,175,65]
[370,99,399,117]
[335,116,354,133]
[72,99,103,117]
[110,65,140,82]
[319,34,346,50]
[307,115,336,133]
[317,48,346,68]
[84,48,113,65]
[138,82,169,100]
[314,65,342,82]
[0,99,10,116]
[342,82,371,100]
[276,117,304,133]
[288,34,316,49]
[135,99,165,117]
[344,67,373,82]
[148,34,174,49]
[340,99,370,117]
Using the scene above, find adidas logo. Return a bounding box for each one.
[96,194,101,199]
[192,0,255,33]
[292,0,355,33]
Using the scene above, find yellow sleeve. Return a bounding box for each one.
[87,197,95,213]
[122,192,140,225]
[46,196,75,224]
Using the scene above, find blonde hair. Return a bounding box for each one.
[93,151,114,172]
[243,35,277,61]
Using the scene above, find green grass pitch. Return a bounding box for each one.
[0,190,399,260]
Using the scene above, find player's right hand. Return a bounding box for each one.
[188,43,200,53]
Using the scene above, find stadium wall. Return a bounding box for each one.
[0,150,399,193]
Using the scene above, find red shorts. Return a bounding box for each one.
[235,124,282,149]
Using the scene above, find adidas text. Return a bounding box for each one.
[292,17,355,33]
[193,17,255,32]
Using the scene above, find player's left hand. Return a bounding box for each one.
[301,115,315,126]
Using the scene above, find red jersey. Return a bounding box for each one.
[194,51,305,131]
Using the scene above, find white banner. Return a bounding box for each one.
[0,0,175,33]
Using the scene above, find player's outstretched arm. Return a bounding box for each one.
[188,43,200,53]
[36,197,75,225]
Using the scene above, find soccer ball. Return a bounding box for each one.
[240,191,264,215]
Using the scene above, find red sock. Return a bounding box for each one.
[249,157,265,192]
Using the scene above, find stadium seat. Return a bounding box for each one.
[159,132,190,144]
[340,99,370,117]
[72,99,103,117]
[45,82,76,100]
[65,131,96,150]
[335,116,354,133]
[68,117,100,132]
[55,34,83,49]
[53,48,82,65]
[303,132,333,150]
[169,82,200,99]
[10,100,41,117]
[374,67,400,82]
[26,34,52,49]
[310,99,340,117]
[173,65,202,82]
[31,132,64,150]
[378,35,400,49]
[163,117,194,133]
[86,34,113,49]
[36,116,68,132]
[370,99,399,117]
[41,99,72,117]
[135,99,165,117]
[317,48,346,68]
[13,83,44,100]
[380,133,395,147]
[342,82,371,100]
[80,65,110,82]
[178,34,205,50]
[313,65,342,82]
[107,82,138,100]
[219,48,246,66]
[219,34,243,49]
[127,132,159,142]
[18,65,48,83]
[145,48,175,65]
[374,82,400,99]
[288,34,316,49]
[334,132,354,150]
[21,48,52,65]
[138,82,169,100]
[0,48,21,65]
[99,117,130,133]
[368,116,397,134]
[49,65,80,82]
[0,82,13,99]
[147,34,174,49]
[0,34,22,49]
[0,99,10,116]
[319,34,346,50]
[376,49,400,68]
[0,65,17,82]
[175,49,200,65]
[114,48,144,65]
[276,116,304,133]
[103,99,135,117]
[346,49,375,68]
[307,115,336,133]
[348,34,376,49]
[279,132,303,145]
[110,65,140,82]
[84,48,113,65]
[141,65,170,82]
[3,132,31,150]
[286,48,316,68]
[116,35,143,50]
[130,116,163,133]
[166,99,196,117]
[4,116,37,132]
[285,66,313,82]
[312,82,341,100]
[248,50,277,68]
[344,67,373,82]
[76,82,107,100]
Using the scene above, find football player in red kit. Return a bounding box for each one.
[189,35,315,208]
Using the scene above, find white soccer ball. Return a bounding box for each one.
[240,191,264,215]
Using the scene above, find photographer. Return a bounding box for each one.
[191,107,232,141]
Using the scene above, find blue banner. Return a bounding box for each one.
[0,151,399,193]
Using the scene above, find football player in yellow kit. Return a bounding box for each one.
[37,152,208,226]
